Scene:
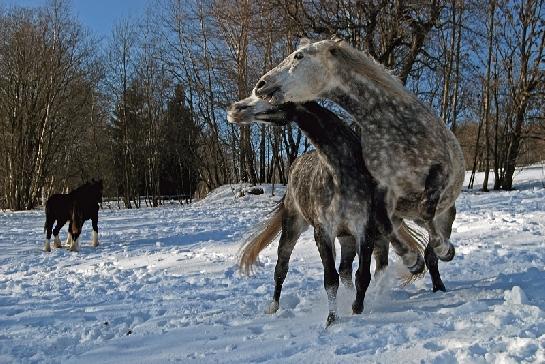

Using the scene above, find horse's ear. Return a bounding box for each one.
[328,38,346,58]
[297,37,311,50]
[330,34,344,43]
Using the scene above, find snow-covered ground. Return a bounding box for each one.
[1,167,544,364]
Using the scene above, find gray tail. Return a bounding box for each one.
[238,198,285,275]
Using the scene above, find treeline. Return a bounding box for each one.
[0,0,543,210]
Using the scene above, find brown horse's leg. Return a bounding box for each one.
[44,216,54,252]
[91,213,99,247]
[52,221,65,248]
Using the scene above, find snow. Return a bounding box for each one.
[1,169,545,363]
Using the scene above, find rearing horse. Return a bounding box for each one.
[44,180,103,252]
[253,39,465,293]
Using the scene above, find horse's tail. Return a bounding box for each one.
[239,198,285,275]
[44,200,51,233]
[398,220,428,284]
[398,221,427,255]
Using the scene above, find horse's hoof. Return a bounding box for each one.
[265,301,279,314]
[433,281,446,292]
[352,302,363,315]
[44,240,51,252]
[91,242,99,248]
[437,244,455,262]
[53,241,62,249]
[408,253,426,275]
[340,275,354,290]
[326,312,337,327]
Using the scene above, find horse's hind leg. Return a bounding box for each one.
[338,236,356,289]
[428,205,457,292]
[428,207,456,262]
[424,244,445,292]
[52,221,65,248]
[65,224,73,247]
[44,216,55,252]
[267,212,306,315]
[417,205,456,292]
[422,164,455,262]
[393,219,425,275]
[314,225,339,327]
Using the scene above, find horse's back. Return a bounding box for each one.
[45,194,72,220]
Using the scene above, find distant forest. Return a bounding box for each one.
[0,0,544,210]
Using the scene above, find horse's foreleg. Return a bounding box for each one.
[352,233,374,315]
[65,233,72,246]
[44,239,51,252]
[68,224,80,252]
[267,214,305,314]
[314,226,339,327]
[91,215,99,247]
[338,236,356,289]
[353,189,391,315]
[373,236,390,277]
[68,237,80,252]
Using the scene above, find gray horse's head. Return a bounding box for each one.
[227,95,291,126]
[253,39,344,104]
[253,38,407,104]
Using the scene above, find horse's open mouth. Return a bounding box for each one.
[254,109,289,125]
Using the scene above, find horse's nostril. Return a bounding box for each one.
[256,80,266,89]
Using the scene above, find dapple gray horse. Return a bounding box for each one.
[230,98,427,325]
[253,39,465,293]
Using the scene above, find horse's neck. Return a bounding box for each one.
[293,106,363,178]
[330,72,434,130]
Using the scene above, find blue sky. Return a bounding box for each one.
[4,0,148,40]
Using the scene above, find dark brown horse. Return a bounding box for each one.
[44,179,103,252]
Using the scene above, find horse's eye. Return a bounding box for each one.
[294,52,304,60]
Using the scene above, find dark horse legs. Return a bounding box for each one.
[353,190,392,315]
[44,216,55,252]
[338,236,356,289]
[352,234,375,315]
[52,221,65,248]
[91,214,99,247]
